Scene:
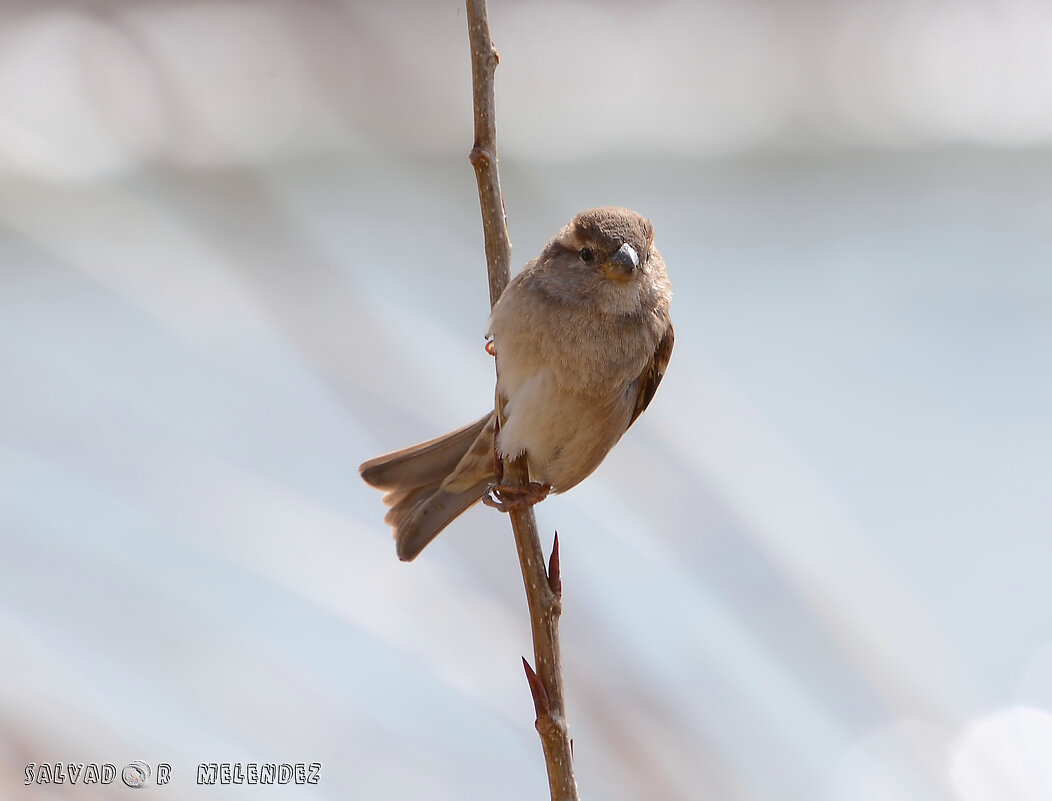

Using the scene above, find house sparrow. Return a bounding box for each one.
[360,207,673,561]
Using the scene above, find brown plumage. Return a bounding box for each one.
[360,207,673,561]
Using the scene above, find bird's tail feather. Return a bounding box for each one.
[392,480,492,561]
[360,413,490,490]
[359,413,495,561]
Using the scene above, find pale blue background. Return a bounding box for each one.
[2,2,1051,800]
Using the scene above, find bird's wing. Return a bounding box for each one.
[628,321,674,428]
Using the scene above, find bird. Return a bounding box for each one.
[360,207,673,561]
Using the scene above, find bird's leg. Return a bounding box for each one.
[485,405,549,510]
[492,414,504,484]
[483,481,552,512]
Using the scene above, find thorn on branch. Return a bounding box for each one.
[522,657,551,717]
[548,532,562,596]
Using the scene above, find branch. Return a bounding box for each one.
[466,3,511,307]
[464,3,579,800]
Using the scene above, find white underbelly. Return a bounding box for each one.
[496,366,629,491]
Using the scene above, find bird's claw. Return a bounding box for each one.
[483,481,551,512]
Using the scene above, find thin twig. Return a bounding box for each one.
[464,2,579,799]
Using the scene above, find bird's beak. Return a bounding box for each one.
[603,243,639,282]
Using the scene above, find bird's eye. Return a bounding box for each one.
[579,247,595,264]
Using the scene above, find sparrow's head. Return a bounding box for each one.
[555,207,654,281]
[536,207,668,315]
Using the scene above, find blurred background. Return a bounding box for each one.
[2,0,1051,799]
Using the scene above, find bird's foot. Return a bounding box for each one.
[482,481,552,512]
